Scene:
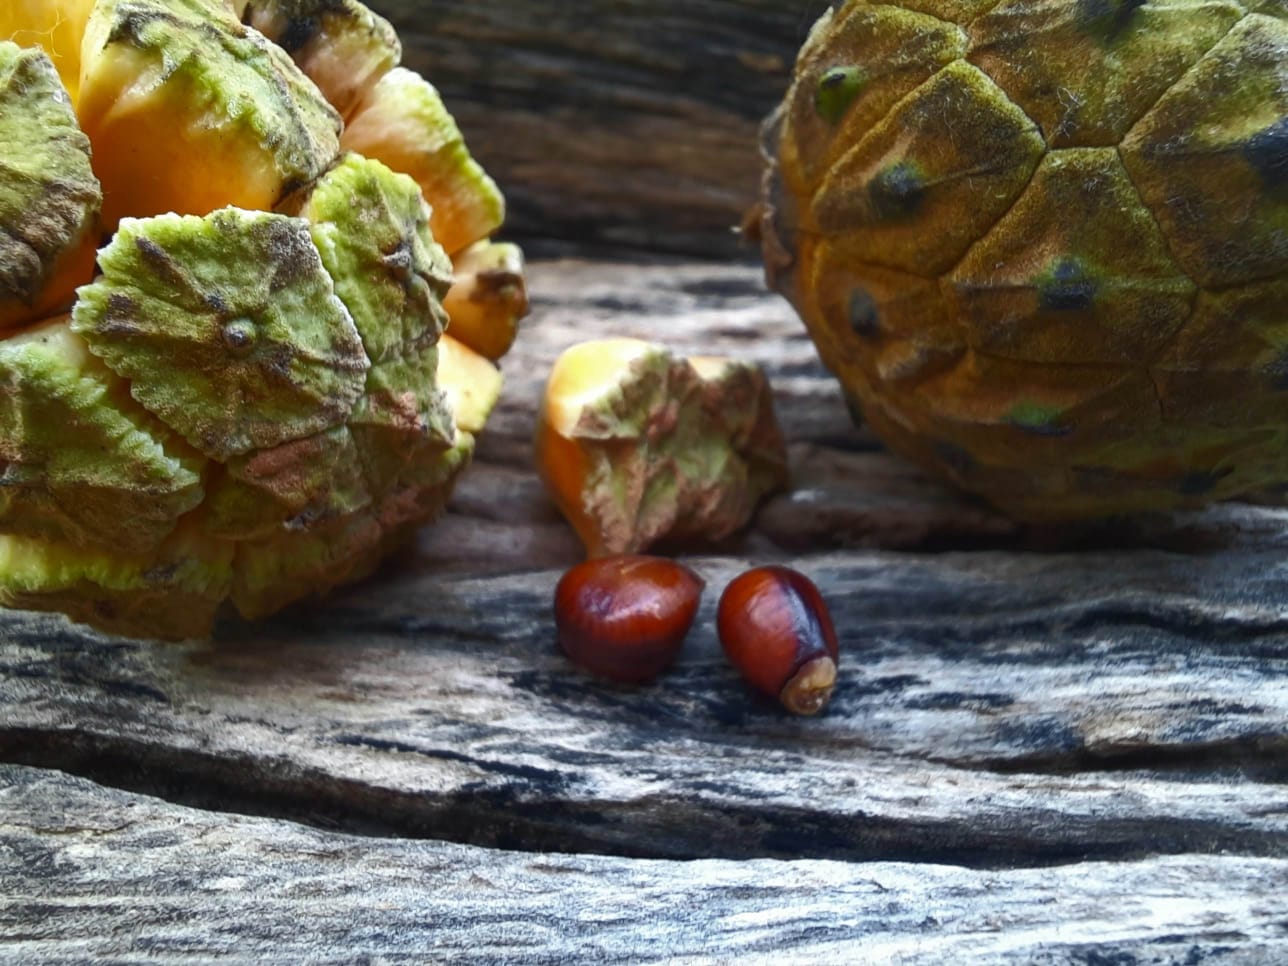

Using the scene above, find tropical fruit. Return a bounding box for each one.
[758,1,1288,519]
[0,0,525,638]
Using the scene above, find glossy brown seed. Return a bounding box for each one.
[554,554,704,683]
[717,565,840,715]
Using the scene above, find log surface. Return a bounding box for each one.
[374,0,832,257]
[3,260,1288,961]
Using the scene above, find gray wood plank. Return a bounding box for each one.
[3,766,1285,965]
[3,542,1286,864]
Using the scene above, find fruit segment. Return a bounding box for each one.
[289,153,452,364]
[443,241,528,361]
[342,67,505,256]
[536,339,789,557]
[241,0,400,120]
[0,41,101,330]
[436,333,504,434]
[77,0,342,228]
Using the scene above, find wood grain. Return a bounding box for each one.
[4,766,1286,964]
[371,0,833,257]
[4,259,1288,960]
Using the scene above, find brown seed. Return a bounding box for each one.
[717,566,840,715]
[554,555,704,683]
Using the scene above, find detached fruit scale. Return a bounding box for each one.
[0,0,528,639]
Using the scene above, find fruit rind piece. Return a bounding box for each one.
[536,339,789,557]
[0,41,101,330]
[71,207,370,461]
[229,432,474,620]
[342,67,505,255]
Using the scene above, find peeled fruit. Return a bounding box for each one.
[536,339,789,557]
[0,0,526,639]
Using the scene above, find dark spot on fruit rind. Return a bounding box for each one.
[221,319,258,358]
[1245,116,1288,192]
[848,288,881,339]
[1040,257,1098,312]
[815,66,864,125]
[205,290,231,316]
[868,162,926,221]
[99,292,140,336]
[1078,0,1147,40]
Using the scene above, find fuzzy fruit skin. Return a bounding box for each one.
[760,2,1288,521]
[554,555,704,683]
[717,566,839,716]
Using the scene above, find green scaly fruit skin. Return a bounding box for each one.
[763,0,1288,520]
[341,67,506,257]
[0,191,488,641]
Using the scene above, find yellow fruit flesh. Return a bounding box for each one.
[442,241,528,361]
[0,0,94,102]
[78,43,289,227]
[436,332,504,434]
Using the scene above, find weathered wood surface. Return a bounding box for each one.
[4,767,1287,965]
[375,0,832,257]
[3,261,1288,960]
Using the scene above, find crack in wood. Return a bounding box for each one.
[1,726,1284,869]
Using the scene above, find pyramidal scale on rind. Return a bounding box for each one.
[0,0,527,639]
[759,0,1288,520]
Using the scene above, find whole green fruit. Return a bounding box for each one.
[759,0,1288,519]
